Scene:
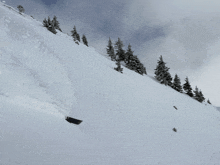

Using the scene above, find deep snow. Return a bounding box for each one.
[0,2,220,165]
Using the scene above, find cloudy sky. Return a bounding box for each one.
[4,0,220,106]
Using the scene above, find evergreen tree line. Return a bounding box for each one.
[42,17,88,46]
[107,38,147,75]
[155,55,211,104]
[40,15,210,104]
[43,16,62,34]
[70,26,88,46]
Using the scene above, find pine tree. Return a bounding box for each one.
[43,17,57,34]
[124,44,147,75]
[106,38,115,61]
[48,16,52,26]
[52,16,62,32]
[125,44,135,70]
[133,56,147,75]
[76,33,80,42]
[48,20,57,34]
[154,55,172,86]
[193,86,202,102]
[17,5,24,13]
[183,77,193,97]
[198,91,205,103]
[82,34,88,46]
[43,18,48,27]
[173,74,183,92]
[71,26,78,41]
[125,44,133,65]
[115,38,125,62]
[114,60,123,73]
[207,99,211,104]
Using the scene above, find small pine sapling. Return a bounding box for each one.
[82,34,88,46]
[71,26,80,42]
[17,5,25,13]
[114,60,123,73]
[198,91,205,103]
[207,99,211,104]
[43,18,48,27]
[42,17,57,34]
[76,33,80,42]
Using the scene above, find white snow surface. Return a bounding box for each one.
[0,2,220,165]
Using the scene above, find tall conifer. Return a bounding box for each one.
[154,55,172,86]
[76,33,80,42]
[82,34,88,46]
[106,38,115,61]
[124,44,147,75]
[193,86,200,101]
[198,91,205,103]
[52,16,62,32]
[183,77,193,97]
[173,74,183,92]
[115,38,125,61]
[71,26,78,41]
[125,44,133,65]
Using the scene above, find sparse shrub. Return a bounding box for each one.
[17,5,25,13]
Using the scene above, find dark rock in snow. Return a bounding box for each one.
[173,106,178,110]
[65,116,82,125]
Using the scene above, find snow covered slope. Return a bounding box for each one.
[1,2,220,165]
